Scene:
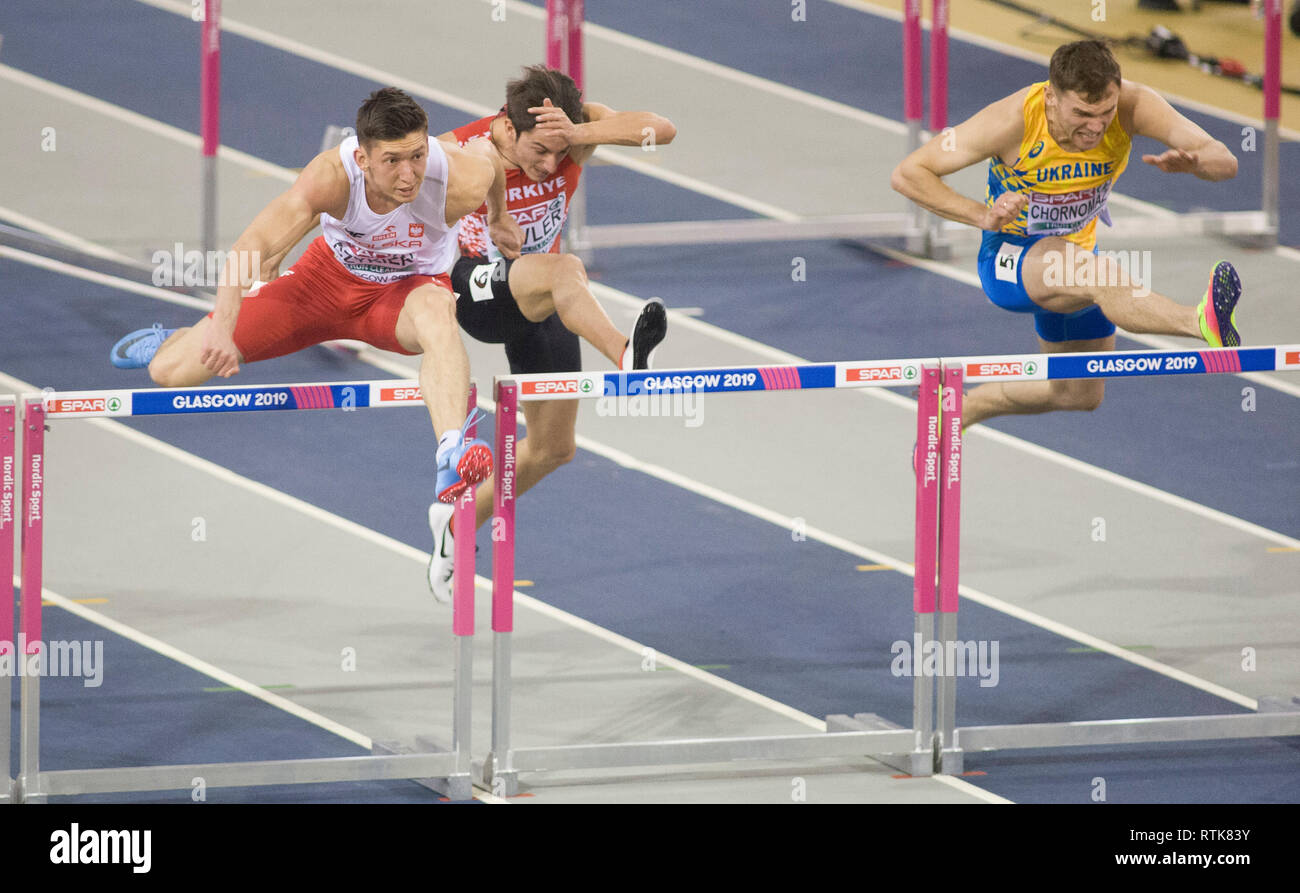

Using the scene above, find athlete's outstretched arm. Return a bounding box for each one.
[205,150,348,376]
[891,89,1028,231]
[531,100,676,165]
[1125,83,1237,181]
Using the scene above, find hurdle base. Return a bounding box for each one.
[371,738,472,802]
[939,747,963,775]
[14,777,46,804]
[476,753,519,798]
[952,700,1300,757]
[825,713,933,777]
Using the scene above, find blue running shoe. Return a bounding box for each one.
[435,409,494,504]
[111,323,175,369]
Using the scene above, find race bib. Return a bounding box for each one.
[994,242,1023,283]
[1025,181,1112,236]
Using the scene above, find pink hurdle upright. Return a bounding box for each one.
[200,0,221,257]
[1,397,14,802]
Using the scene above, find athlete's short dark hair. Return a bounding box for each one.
[504,65,584,135]
[356,87,428,147]
[1049,40,1122,103]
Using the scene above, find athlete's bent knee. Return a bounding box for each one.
[406,288,457,345]
[1052,385,1104,413]
[554,253,587,289]
[534,438,576,471]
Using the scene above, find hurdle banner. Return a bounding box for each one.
[480,344,1300,794]
[7,384,481,803]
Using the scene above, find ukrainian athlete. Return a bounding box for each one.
[425,65,676,603]
[891,40,1242,427]
[110,87,507,506]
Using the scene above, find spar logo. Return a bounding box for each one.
[847,364,918,383]
[48,397,106,415]
[380,386,423,402]
[968,359,1038,378]
[521,378,594,396]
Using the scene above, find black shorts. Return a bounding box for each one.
[451,255,581,375]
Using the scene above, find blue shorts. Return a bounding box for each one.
[977,234,1116,343]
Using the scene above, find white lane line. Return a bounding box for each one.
[0,64,295,185]
[0,205,142,264]
[1,246,213,312]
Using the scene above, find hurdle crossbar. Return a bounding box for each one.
[483,344,1300,789]
[11,383,482,802]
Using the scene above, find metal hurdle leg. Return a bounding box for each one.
[17,397,45,803]
[935,365,963,774]
[480,379,518,796]
[372,385,480,802]
[1,397,14,803]
[829,364,943,776]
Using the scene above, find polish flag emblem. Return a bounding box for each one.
[409,223,424,238]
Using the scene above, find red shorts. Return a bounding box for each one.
[217,236,453,363]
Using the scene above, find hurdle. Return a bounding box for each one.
[7,379,482,803]
[480,344,1300,792]
[932,345,1300,772]
[554,0,952,260]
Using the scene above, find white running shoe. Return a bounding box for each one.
[427,501,455,605]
